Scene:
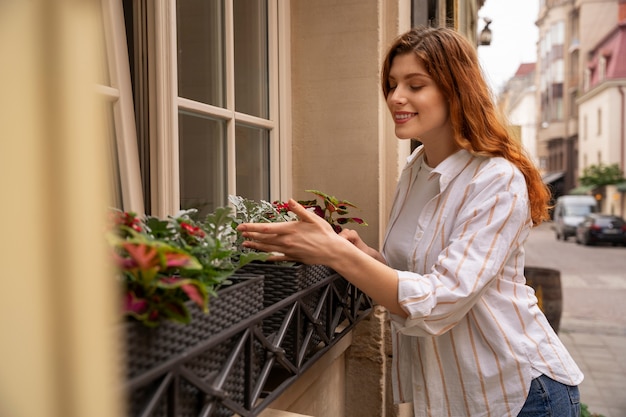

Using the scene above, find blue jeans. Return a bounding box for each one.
[518,374,580,417]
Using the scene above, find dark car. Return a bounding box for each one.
[575,214,626,246]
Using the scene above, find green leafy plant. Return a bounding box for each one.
[230,190,368,234]
[579,163,625,187]
[297,189,367,233]
[581,403,605,417]
[229,195,298,224]
[108,208,266,327]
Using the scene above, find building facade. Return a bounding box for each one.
[535,0,620,197]
[1,1,489,417]
[577,4,626,215]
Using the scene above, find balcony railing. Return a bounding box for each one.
[124,273,373,417]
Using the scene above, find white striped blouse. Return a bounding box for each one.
[382,147,583,417]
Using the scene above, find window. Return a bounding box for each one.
[551,21,564,45]
[597,108,602,135]
[111,0,284,217]
[176,0,278,217]
[552,59,564,83]
[599,56,606,81]
[99,0,144,213]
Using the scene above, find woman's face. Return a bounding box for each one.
[386,53,452,144]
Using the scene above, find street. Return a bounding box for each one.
[525,221,626,335]
[525,221,626,417]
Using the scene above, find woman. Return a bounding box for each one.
[238,26,583,417]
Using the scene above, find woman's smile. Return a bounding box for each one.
[394,111,418,123]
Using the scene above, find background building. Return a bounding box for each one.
[535,0,620,197]
[577,7,626,215]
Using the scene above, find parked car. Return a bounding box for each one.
[552,195,598,241]
[575,213,626,246]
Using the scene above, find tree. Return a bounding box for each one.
[579,163,625,187]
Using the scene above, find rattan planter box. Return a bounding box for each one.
[239,262,334,364]
[123,274,264,417]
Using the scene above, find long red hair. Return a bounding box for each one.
[381,26,550,225]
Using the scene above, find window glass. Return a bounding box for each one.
[553,97,563,120]
[177,0,225,107]
[179,111,227,216]
[235,124,270,200]
[552,59,564,83]
[234,0,269,118]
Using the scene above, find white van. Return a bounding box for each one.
[552,195,598,241]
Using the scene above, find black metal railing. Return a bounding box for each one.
[125,273,373,417]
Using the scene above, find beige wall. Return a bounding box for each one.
[0,1,122,417]
[290,0,411,249]
[578,88,624,171]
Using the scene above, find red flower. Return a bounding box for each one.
[180,221,206,238]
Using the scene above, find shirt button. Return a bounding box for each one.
[416,231,424,239]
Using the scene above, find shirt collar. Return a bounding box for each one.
[407,146,475,193]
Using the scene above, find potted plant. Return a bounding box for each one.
[109,208,267,417]
[230,190,367,364]
[229,189,367,287]
[297,189,368,233]
[108,207,267,327]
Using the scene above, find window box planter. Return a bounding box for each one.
[123,272,372,417]
[239,263,337,366]
[124,274,264,417]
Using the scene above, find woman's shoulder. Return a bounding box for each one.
[468,155,527,193]
[440,150,521,179]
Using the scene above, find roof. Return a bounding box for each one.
[514,63,536,77]
[587,22,626,89]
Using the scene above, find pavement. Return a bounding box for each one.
[526,223,626,417]
[558,326,626,417]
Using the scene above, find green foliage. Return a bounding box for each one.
[108,208,267,327]
[230,190,368,235]
[579,163,625,187]
[581,402,605,417]
[229,195,298,224]
[300,189,368,233]
[229,195,298,254]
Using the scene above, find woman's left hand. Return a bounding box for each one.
[236,199,344,265]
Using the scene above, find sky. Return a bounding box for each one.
[477,0,540,94]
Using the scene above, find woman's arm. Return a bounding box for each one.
[237,199,407,316]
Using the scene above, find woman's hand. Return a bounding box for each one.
[339,229,387,264]
[236,199,345,265]
[239,199,405,316]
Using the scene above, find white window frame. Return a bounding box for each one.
[149,0,290,217]
[99,0,144,214]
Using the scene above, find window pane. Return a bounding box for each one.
[235,124,270,200]
[234,0,269,118]
[179,111,227,217]
[177,0,225,107]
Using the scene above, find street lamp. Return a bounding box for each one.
[479,17,492,46]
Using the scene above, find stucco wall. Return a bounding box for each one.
[290,0,411,249]
[578,88,624,171]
